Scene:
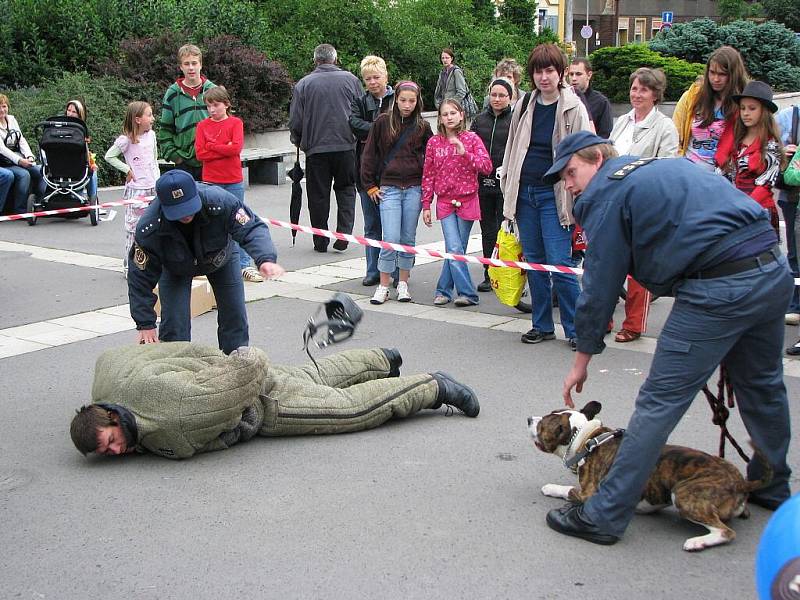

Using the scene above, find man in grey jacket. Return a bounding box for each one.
[289,43,363,253]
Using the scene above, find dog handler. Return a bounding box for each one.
[544,131,793,545]
[127,170,285,354]
[69,343,480,459]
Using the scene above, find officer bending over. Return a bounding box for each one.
[128,170,285,353]
[69,343,479,459]
[543,132,793,545]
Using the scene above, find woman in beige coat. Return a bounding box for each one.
[500,44,592,350]
[608,67,679,342]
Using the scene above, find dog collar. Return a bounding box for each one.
[564,428,625,473]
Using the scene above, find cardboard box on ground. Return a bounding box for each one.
[154,277,217,318]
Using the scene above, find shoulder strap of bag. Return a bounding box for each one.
[791,106,799,146]
[376,125,414,183]
[519,92,531,115]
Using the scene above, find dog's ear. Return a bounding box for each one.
[580,401,602,420]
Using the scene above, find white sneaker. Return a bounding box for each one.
[786,313,800,326]
[396,281,412,302]
[242,266,264,283]
[370,285,390,305]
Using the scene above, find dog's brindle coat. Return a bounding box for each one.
[529,401,771,551]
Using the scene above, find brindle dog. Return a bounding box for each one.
[528,401,771,551]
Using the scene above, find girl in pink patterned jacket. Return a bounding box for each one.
[422,99,493,306]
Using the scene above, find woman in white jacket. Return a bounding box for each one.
[609,67,679,342]
[0,94,45,214]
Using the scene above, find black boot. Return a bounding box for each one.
[431,372,480,417]
[477,270,492,292]
[381,348,402,377]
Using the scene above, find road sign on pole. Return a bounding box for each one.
[661,11,673,23]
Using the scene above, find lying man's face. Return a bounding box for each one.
[94,424,130,455]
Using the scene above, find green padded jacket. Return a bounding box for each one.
[91,343,266,459]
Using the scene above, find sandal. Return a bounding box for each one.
[614,329,641,343]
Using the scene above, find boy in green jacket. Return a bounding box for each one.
[158,44,216,181]
[70,343,480,460]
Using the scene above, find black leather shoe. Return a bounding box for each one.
[431,372,480,417]
[786,340,800,356]
[546,503,619,545]
[381,348,403,377]
[748,494,785,511]
[515,300,532,314]
[362,274,380,286]
[332,239,348,251]
[521,328,555,344]
[477,274,492,292]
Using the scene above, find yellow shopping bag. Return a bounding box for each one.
[488,220,526,306]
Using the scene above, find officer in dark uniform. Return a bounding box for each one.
[541,131,793,545]
[128,170,285,354]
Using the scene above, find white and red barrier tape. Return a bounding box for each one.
[3,196,799,285]
[0,196,583,274]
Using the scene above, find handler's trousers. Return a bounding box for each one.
[583,253,794,537]
[260,348,440,436]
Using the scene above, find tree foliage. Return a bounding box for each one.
[589,45,705,102]
[761,0,800,31]
[650,18,800,91]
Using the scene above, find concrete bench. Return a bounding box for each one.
[158,146,294,186]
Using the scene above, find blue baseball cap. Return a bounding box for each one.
[542,131,612,185]
[155,170,202,221]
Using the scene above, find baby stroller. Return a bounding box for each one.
[29,115,98,226]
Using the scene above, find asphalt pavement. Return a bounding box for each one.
[0,179,797,599]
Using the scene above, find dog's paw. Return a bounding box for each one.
[683,528,731,552]
[541,484,572,499]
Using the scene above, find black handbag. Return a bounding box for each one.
[775,106,799,194]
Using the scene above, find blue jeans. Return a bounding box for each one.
[377,186,421,273]
[778,195,799,312]
[214,182,252,270]
[584,255,794,536]
[8,164,45,213]
[0,167,13,212]
[158,247,248,354]
[87,170,98,199]
[436,213,478,302]
[359,189,382,279]
[515,185,580,338]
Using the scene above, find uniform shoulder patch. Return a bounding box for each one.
[133,244,149,270]
[607,157,659,180]
[235,207,251,225]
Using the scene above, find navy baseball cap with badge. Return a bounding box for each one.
[156,170,202,221]
[542,131,612,185]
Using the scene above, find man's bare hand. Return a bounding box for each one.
[137,329,158,345]
[563,352,591,408]
[259,262,285,279]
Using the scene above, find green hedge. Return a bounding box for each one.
[1,0,535,115]
[589,45,705,103]
[649,18,800,92]
[7,72,139,187]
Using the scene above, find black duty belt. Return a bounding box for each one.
[687,248,778,280]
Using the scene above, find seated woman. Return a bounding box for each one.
[0,93,44,214]
[65,99,99,203]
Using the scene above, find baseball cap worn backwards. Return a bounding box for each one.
[156,170,202,221]
[542,131,612,185]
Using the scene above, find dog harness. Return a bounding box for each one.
[564,428,625,473]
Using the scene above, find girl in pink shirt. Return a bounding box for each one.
[104,101,158,271]
[422,99,492,306]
